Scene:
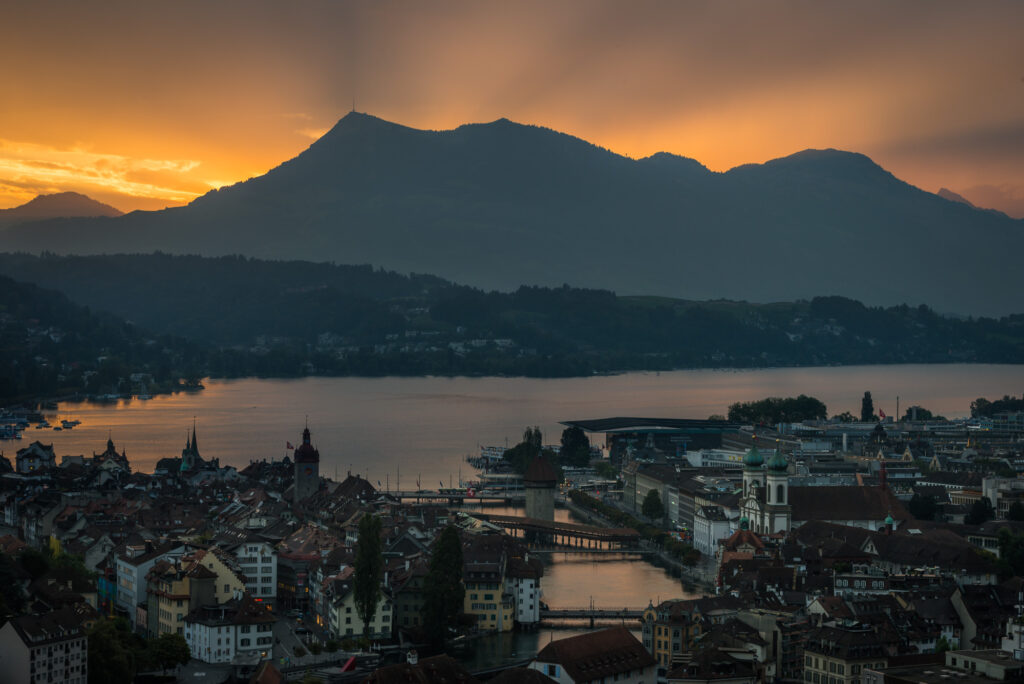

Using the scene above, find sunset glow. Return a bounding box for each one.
[2,0,1023,216]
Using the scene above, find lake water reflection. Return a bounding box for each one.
[38,365,1023,486]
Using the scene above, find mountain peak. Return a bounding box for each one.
[0,192,122,228]
[937,187,975,208]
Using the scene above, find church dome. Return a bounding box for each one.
[743,446,764,469]
[767,449,788,473]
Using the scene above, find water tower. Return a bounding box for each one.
[524,455,558,521]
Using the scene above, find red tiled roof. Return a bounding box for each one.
[534,626,655,681]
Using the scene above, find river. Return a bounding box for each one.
[27,364,1024,485]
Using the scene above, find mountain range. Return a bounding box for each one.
[1,113,1021,316]
[0,191,122,228]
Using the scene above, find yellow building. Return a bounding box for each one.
[145,547,247,638]
[463,537,514,632]
[642,600,704,669]
[192,547,248,603]
[148,560,217,636]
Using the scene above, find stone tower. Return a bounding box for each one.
[524,455,558,522]
[293,426,320,506]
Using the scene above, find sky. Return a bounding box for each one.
[2,0,1023,216]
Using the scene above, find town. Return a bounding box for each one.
[1,400,1024,684]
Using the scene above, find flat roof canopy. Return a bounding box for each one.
[560,417,740,434]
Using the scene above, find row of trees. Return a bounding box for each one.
[568,490,700,566]
[727,394,827,424]
[502,426,594,475]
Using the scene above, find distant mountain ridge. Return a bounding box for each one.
[0,191,122,228]
[1,113,1022,316]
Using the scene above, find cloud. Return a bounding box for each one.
[0,139,205,209]
[296,127,329,140]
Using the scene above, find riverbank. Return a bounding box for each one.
[560,495,715,593]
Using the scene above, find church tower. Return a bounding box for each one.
[765,449,792,533]
[181,423,200,472]
[293,426,320,506]
[742,446,765,498]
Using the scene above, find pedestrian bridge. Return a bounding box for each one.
[541,607,645,625]
[472,513,640,549]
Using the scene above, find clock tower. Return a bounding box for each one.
[293,426,320,506]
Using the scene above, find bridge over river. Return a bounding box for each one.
[472,512,641,549]
[541,606,646,627]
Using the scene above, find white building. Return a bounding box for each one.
[183,594,275,664]
[15,441,56,473]
[508,556,543,625]
[323,568,393,639]
[0,607,88,684]
[693,505,733,556]
[227,539,277,604]
[685,449,748,469]
[115,542,184,627]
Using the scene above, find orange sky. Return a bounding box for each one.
[2,0,1023,216]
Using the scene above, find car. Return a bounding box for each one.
[287,609,302,618]
[295,626,310,635]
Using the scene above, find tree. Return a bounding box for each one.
[833,411,856,423]
[936,636,951,653]
[998,527,1024,578]
[559,426,591,468]
[19,547,51,581]
[642,489,665,521]
[594,460,618,480]
[88,619,134,684]
[727,395,827,425]
[353,514,384,639]
[147,633,191,671]
[1007,502,1024,522]
[965,497,995,525]
[0,552,26,614]
[422,525,465,646]
[861,391,874,422]
[903,406,935,421]
[908,493,937,521]
[503,426,559,475]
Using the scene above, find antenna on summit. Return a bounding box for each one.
[351,95,355,113]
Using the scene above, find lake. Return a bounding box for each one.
[28,364,1024,484]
